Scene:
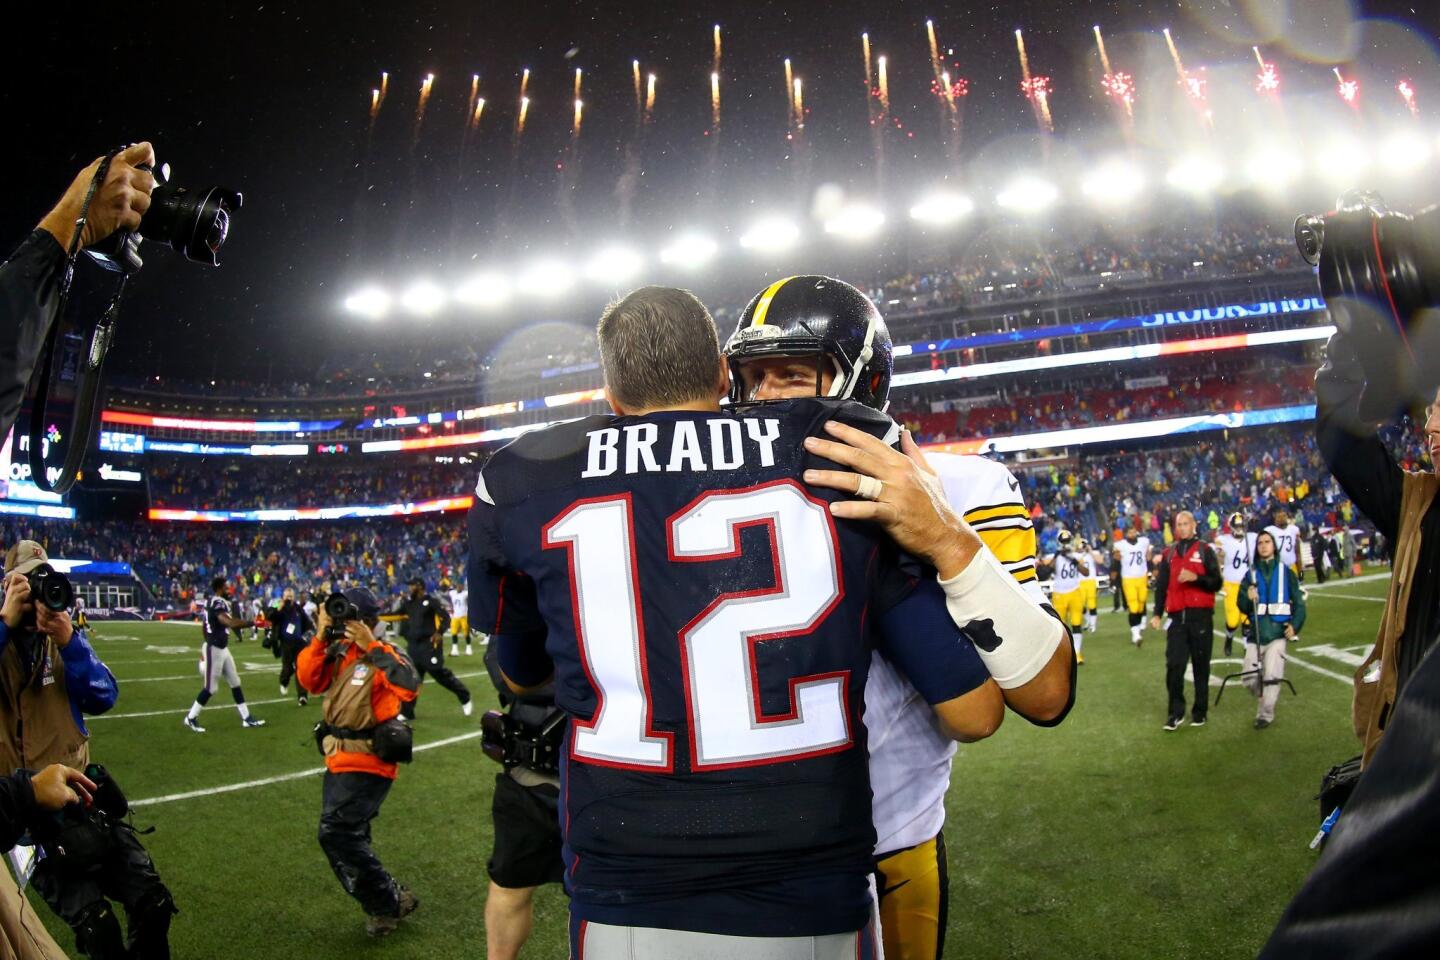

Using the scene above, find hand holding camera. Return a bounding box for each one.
[37,142,157,251]
[31,764,96,813]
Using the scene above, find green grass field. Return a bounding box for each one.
[38,573,1388,959]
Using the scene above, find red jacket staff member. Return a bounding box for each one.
[1150,511,1223,731]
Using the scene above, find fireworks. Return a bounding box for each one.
[711,71,721,128]
[573,98,583,135]
[1334,68,1359,106]
[518,96,529,134]
[574,67,583,102]
[934,71,968,104]
[793,77,804,128]
[877,54,890,115]
[713,24,722,74]
[1163,28,1211,127]
[784,58,795,117]
[645,72,656,117]
[413,73,435,145]
[1094,26,1133,120]
[926,20,942,79]
[1400,80,1419,116]
[1254,47,1280,94]
[862,33,873,87]
[1016,30,1054,133]
[632,59,642,113]
[471,97,485,130]
[520,67,530,100]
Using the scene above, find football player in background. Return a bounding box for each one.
[446,580,473,657]
[723,275,1074,960]
[1216,513,1257,656]
[184,577,267,732]
[1045,531,1090,662]
[1265,509,1302,580]
[471,285,1070,959]
[1114,526,1153,646]
[1078,536,1102,634]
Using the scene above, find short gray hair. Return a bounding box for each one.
[597,287,721,411]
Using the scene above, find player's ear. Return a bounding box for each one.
[715,355,731,402]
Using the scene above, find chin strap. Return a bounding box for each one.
[21,148,133,495]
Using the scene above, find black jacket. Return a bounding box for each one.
[391,594,450,645]
[0,230,67,440]
[268,601,314,649]
[0,770,39,851]
[1315,329,1440,689]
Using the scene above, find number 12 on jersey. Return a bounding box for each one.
[543,480,850,773]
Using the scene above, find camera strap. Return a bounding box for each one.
[20,148,133,495]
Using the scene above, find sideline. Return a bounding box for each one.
[1210,630,1353,684]
[131,731,485,808]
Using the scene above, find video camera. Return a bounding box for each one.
[480,709,566,776]
[1297,191,1440,415]
[26,563,74,613]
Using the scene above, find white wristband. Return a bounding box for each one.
[938,547,1065,690]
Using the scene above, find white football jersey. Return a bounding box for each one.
[449,588,468,619]
[1082,549,1103,583]
[865,451,1047,857]
[1265,524,1300,567]
[1115,538,1151,579]
[1048,551,1084,594]
[1217,533,1257,584]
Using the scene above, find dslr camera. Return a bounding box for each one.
[27,563,74,613]
[322,592,359,642]
[1297,191,1440,414]
[87,162,243,274]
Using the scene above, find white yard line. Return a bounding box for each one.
[1211,630,1353,685]
[94,670,489,719]
[130,731,486,808]
[1308,593,1386,603]
[1304,572,1392,589]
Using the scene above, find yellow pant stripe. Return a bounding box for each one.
[876,834,948,960]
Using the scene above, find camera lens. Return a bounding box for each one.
[28,566,74,612]
[323,593,350,619]
[138,183,244,266]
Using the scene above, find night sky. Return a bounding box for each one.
[7,0,1438,383]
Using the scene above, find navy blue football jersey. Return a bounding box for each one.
[203,595,232,649]
[469,398,980,937]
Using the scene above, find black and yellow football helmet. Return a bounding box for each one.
[723,275,893,409]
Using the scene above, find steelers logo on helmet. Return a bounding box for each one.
[1228,512,1246,531]
[1057,530,1074,548]
[723,275,893,410]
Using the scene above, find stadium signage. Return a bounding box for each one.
[1140,297,1325,327]
[100,411,344,433]
[147,495,474,523]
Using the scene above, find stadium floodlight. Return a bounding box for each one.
[908,191,975,226]
[823,203,886,240]
[1246,149,1300,190]
[739,217,802,253]
[659,234,719,268]
[517,259,575,297]
[453,271,512,309]
[583,246,646,283]
[1081,159,1146,207]
[1382,132,1432,173]
[343,286,392,320]
[1164,156,1225,195]
[1317,139,1372,185]
[399,280,447,317]
[995,176,1059,214]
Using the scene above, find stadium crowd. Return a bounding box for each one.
[146,458,475,511]
[108,222,1305,403]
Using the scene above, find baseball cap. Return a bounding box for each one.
[342,587,382,620]
[4,541,50,576]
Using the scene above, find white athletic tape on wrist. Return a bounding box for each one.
[939,547,1065,689]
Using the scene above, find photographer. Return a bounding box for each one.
[1,144,156,438]
[0,541,176,959]
[270,588,314,706]
[0,764,97,960]
[297,588,421,938]
[480,643,564,960]
[1236,531,1306,730]
[391,578,472,720]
